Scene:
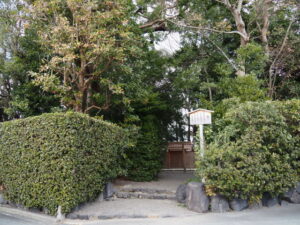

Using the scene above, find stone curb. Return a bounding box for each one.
[66,213,177,220]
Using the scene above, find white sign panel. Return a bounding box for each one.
[189,110,213,125]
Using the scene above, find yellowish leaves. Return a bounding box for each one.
[30,71,63,93]
[215,20,232,31]
[186,12,205,26]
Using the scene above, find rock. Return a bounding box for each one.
[16,203,25,209]
[28,208,41,213]
[103,182,115,199]
[43,207,50,215]
[176,184,187,203]
[56,206,65,222]
[185,182,209,213]
[280,200,290,206]
[248,200,263,210]
[295,182,300,193]
[66,213,78,220]
[77,215,89,220]
[97,193,104,202]
[229,198,248,211]
[262,193,279,207]
[211,194,230,213]
[283,188,300,204]
[0,194,7,205]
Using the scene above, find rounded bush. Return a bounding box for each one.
[197,101,299,202]
[0,112,128,214]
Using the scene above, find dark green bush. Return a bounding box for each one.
[275,99,300,175]
[197,101,299,202]
[125,115,165,181]
[0,112,128,214]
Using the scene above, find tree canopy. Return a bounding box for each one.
[0,0,299,139]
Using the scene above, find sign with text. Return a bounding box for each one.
[189,109,213,125]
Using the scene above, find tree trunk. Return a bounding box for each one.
[261,0,271,57]
[230,8,250,77]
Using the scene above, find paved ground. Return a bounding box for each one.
[2,171,300,225]
[113,170,195,192]
[63,204,300,225]
[70,170,195,219]
[72,199,197,219]
[0,206,56,225]
[1,200,300,225]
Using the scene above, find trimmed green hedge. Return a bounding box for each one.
[0,112,127,214]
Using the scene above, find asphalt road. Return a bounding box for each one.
[63,204,300,225]
[0,207,56,225]
[0,212,46,225]
[1,204,300,225]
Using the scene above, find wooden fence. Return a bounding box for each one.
[164,142,195,169]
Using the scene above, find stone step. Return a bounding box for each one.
[119,188,175,195]
[116,191,176,200]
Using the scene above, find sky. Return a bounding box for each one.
[154,32,181,55]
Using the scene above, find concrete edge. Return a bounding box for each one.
[0,205,56,224]
[0,204,198,223]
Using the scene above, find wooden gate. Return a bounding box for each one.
[164,142,195,169]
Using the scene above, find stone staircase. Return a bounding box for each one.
[116,187,176,200]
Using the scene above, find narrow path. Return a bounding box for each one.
[113,170,195,192]
[68,171,195,220]
[71,199,197,219]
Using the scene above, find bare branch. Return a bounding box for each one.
[268,19,294,97]
[216,0,232,8]
[84,105,107,113]
[205,37,238,71]
[236,0,244,12]
[166,18,248,40]
[139,19,166,31]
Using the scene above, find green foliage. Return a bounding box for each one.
[213,75,268,120]
[274,99,300,175]
[196,101,299,201]
[219,75,267,102]
[0,112,128,214]
[5,83,60,118]
[125,115,165,181]
[236,43,268,76]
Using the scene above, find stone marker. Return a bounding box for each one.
[176,184,187,203]
[229,198,248,211]
[211,194,230,212]
[56,205,65,222]
[186,182,209,213]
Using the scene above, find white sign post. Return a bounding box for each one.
[188,109,214,157]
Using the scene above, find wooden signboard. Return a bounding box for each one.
[189,109,213,125]
[188,109,214,158]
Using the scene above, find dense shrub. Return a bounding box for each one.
[275,99,300,175]
[197,101,299,202]
[125,115,165,181]
[0,112,128,214]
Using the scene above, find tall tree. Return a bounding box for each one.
[30,0,143,113]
